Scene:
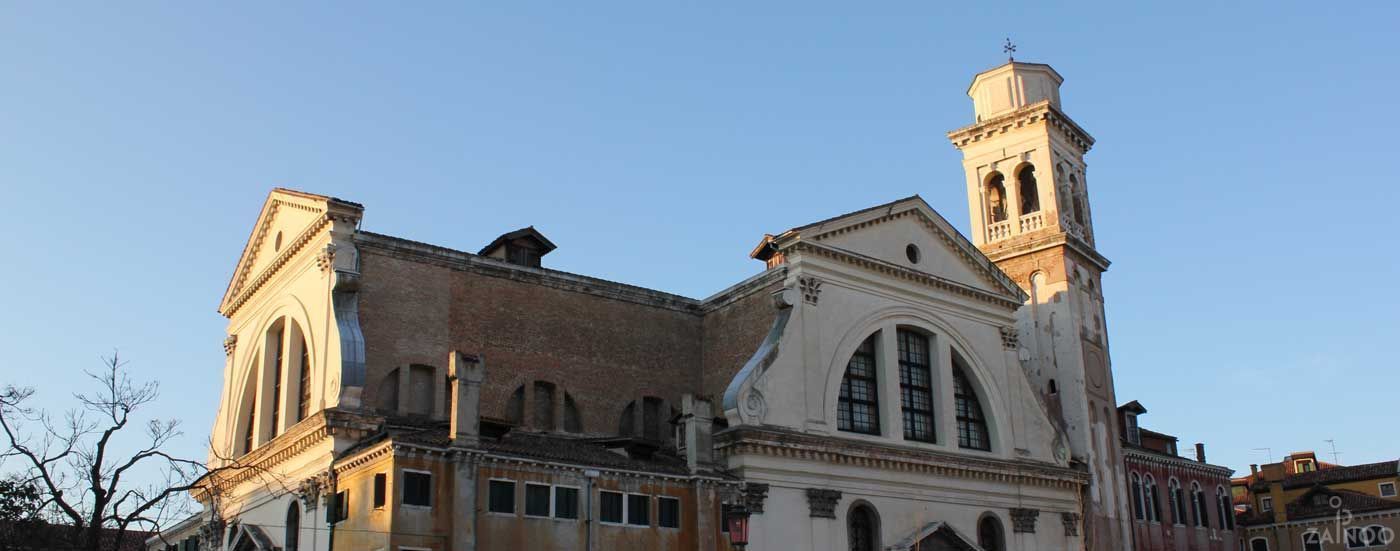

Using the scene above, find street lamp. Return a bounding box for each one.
[726,505,750,549]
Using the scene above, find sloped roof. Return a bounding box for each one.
[1284,485,1400,520]
[1282,459,1399,489]
[352,418,699,477]
[477,226,557,256]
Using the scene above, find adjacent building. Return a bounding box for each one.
[1117,401,1237,551]
[1235,456,1399,551]
[173,57,1148,551]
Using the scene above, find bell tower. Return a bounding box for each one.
[948,61,1131,551]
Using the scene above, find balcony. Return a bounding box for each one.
[987,220,1012,241]
[1019,212,1044,233]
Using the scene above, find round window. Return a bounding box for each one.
[905,244,921,264]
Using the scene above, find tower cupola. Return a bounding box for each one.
[967,62,1064,122]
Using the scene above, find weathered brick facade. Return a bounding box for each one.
[354,231,781,437]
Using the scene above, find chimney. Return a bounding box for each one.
[1250,464,1259,475]
[1195,443,1207,463]
[680,394,714,472]
[449,351,484,448]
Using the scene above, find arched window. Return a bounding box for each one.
[1168,478,1186,525]
[837,334,880,435]
[618,396,672,442]
[977,515,1004,551]
[1216,486,1235,531]
[1191,482,1208,528]
[285,501,300,551]
[985,173,1008,222]
[296,331,310,422]
[1017,165,1040,215]
[1069,174,1087,226]
[267,321,286,437]
[897,330,934,442]
[1301,531,1322,551]
[1144,475,1161,522]
[952,357,990,451]
[1130,473,1145,520]
[848,505,879,551]
[1249,537,1270,551]
[241,391,257,455]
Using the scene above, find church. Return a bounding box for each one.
[184,59,1162,551]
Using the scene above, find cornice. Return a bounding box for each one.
[787,241,1024,311]
[946,100,1095,155]
[1123,447,1235,478]
[980,229,1111,273]
[355,231,703,314]
[221,204,330,318]
[715,426,1087,491]
[198,409,380,498]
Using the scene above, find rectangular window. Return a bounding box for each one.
[403,471,432,507]
[1380,482,1397,497]
[600,491,624,524]
[720,504,732,533]
[1125,414,1140,445]
[898,330,935,442]
[525,484,551,517]
[837,335,880,434]
[373,473,387,508]
[627,494,650,526]
[326,490,348,523]
[1260,496,1272,512]
[657,497,680,529]
[554,487,580,520]
[487,480,515,514]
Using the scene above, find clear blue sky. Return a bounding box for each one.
[1,2,1396,489]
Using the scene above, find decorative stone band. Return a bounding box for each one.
[715,426,1088,491]
[806,488,842,518]
[945,100,1095,155]
[194,409,380,499]
[1061,512,1080,536]
[1010,507,1040,533]
[743,483,771,514]
[785,241,1025,310]
[1122,447,1235,478]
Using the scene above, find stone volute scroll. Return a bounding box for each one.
[742,483,770,514]
[1010,507,1040,533]
[806,488,842,518]
[1060,511,1080,536]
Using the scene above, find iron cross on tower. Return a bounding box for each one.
[1003,38,1016,61]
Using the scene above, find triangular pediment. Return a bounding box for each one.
[757,196,1026,304]
[887,521,985,551]
[217,188,363,317]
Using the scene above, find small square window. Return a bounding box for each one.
[488,480,515,514]
[403,471,432,507]
[1260,496,1273,512]
[627,494,650,526]
[525,484,551,517]
[599,491,623,524]
[555,487,580,520]
[658,497,680,529]
[373,473,386,508]
[1380,482,1397,497]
